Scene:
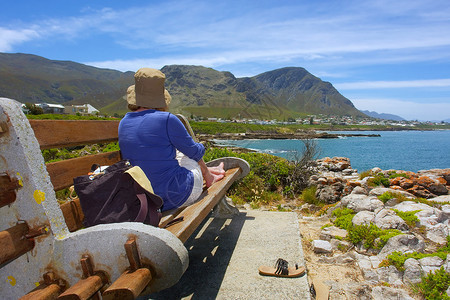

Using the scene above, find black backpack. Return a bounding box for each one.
[73,160,163,227]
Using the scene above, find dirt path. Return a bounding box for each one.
[297,214,365,287]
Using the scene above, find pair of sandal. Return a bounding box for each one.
[259,258,305,278]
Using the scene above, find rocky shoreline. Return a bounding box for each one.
[302,157,450,299]
[199,131,381,141]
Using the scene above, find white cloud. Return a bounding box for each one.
[85,56,233,73]
[5,0,450,66]
[0,27,40,51]
[336,79,450,90]
[352,98,450,121]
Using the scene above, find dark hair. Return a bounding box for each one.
[128,104,141,111]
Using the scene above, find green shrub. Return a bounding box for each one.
[332,207,355,230]
[331,207,401,249]
[204,142,318,203]
[393,209,420,228]
[367,174,390,187]
[377,191,396,203]
[385,237,450,271]
[388,172,410,179]
[359,170,372,180]
[102,142,120,152]
[377,191,414,204]
[416,267,450,300]
[347,224,401,249]
[301,186,319,205]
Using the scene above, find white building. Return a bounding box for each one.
[36,103,65,114]
[64,104,99,116]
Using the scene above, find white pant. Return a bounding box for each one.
[176,151,203,207]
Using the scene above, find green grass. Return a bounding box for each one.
[388,171,410,179]
[331,207,402,249]
[367,174,390,187]
[26,113,118,120]
[383,236,450,271]
[300,186,319,205]
[393,209,420,228]
[415,267,450,300]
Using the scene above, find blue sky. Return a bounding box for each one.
[1,0,450,121]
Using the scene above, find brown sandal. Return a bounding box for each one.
[258,258,306,278]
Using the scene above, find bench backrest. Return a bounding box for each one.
[29,119,121,191]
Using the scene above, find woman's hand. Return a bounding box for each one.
[199,161,225,188]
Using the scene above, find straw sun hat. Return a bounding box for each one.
[127,68,171,109]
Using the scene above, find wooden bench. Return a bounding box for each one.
[0,98,249,299]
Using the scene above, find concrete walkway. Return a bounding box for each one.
[148,210,311,299]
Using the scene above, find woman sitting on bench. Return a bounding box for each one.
[118,68,225,212]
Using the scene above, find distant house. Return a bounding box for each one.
[36,103,65,114]
[64,104,99,116]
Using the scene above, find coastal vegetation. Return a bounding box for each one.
[25,113,450,131]
[203,139,319,207]
[190,121,450,134]
[331,207,402,250]
[27,113,117,120]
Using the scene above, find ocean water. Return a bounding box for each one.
[213,130,450,172]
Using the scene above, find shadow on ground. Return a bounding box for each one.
[147,211,253,299]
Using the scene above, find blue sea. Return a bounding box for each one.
[213,130,450,173]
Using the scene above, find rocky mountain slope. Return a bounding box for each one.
[0,53,365,119]
[0,53,134,110]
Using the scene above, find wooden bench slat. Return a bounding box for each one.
[102,268,152,300]
[20,283,62,300]
[58,275,103,300]
[59,198,85,232]
[0,174,20,208]
[166,167,242,243]
[159,207,186,228]
[0,223,35,265]
[29,120,120,150]
[46,151,121,191]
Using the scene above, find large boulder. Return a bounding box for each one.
[441,204,450,220]
[419,256,444,274]
[393,201,444,228]
[431,195,450,203]
[369,187,415,199]
[374,209,409,231]
[378,234,425,260]
[316,157,352,172]
[444,254,450,273]
[352,211,375,226]
[341,194,384,212]
[415,175,449,195]
[425,223,449,244]
[407,185,437,199]
[315,184,343,204]
[312,240,332,253]
[371,286,415,300]
[403,258,423,284]
[351,186,368,195]
[328,282,373,300]
[319,226,348,241]
[390,177,415,190]
[376,265,403,285]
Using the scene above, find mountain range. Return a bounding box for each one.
[0,52,366,119]
[360,110,405,121]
